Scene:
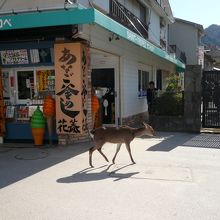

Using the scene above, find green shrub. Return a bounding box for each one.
[153,92,184,116]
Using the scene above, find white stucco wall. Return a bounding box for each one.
[82,24,176,118]
[0,0,175,119]
[0,0,65,12]
[148,10,160,46]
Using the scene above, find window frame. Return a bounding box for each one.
[14,66,54,105]
[138,64,153,98]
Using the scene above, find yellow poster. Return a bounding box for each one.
[54,43,88,134]
[36,70,55,92]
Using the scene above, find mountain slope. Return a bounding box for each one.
[202,24,220,47]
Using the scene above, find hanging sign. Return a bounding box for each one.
[0,49,29,65]
[55,43,88,134]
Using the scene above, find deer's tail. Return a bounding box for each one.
[89,129,95,139]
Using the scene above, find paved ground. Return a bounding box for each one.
[1,132,220,220]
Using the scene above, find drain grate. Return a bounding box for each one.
[183,134,220,149]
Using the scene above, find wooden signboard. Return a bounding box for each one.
[0,69,5,136]
[54,43,88,134]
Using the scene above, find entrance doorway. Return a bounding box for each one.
[92,68,115,125]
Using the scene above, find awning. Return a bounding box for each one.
[0,6,185,70]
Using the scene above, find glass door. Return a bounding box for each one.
[16,70,35,104]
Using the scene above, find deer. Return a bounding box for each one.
[89,122,155,167]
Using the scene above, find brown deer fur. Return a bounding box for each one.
[89,122,155,167]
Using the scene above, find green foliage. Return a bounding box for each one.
[153,92,183,116]
[151,73,184,116]
[166,73,182,92]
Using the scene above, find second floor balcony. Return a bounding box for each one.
[169,45,187,64]
[109,0,149,39]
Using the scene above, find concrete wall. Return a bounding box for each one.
[184,65,202,132]
[150,65,202,132]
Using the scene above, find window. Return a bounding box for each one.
[139,2,150,25]
[17,70,34,100]
[139,3,146,23]
[138,69,149,97]
[15,68,55,104]
[30,48,54,64]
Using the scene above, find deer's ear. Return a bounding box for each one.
[143,122,148,127]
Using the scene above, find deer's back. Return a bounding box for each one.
[93,126,135,144]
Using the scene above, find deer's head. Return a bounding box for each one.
[143,122,156,137]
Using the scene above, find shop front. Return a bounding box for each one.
[0,5,185,144]
[0,40,57,142]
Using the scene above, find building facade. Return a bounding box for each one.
[168,18,204,67]
[0,0,185,144]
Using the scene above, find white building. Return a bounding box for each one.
[0,0,185,144]
[168,18,204,67]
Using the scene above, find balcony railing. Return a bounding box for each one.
[109,0,148,39]
[169,45,187,64]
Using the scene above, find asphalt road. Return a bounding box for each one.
[1,132,220,220]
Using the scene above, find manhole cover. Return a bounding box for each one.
[14,149,48,160]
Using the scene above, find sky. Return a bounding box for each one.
[169,0,220,28]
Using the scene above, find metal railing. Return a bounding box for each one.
[169,45,187,64]
[108,0,185,63]
[109,0,148,39]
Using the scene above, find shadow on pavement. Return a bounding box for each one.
[146,132,198,152]
[57,164,139,183]
[0,142,91,189]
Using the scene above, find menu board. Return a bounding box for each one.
[0,49,29,65]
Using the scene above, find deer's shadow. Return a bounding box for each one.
[56,164,139,183]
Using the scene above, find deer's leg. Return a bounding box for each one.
[89,146,96,167]
[112,143,122,164]
[89,142,106,167]
[125,142,136,164]
[98,148,109,163]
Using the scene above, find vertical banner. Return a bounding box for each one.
[54,43,88,134]
[0,69,5,136]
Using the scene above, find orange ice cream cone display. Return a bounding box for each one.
[43,95,55,145]
[31,106,45,146]
[43,94,56,117]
